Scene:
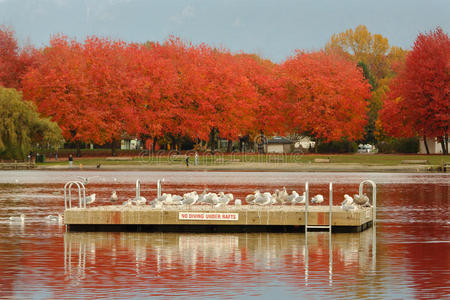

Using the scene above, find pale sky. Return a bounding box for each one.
[1,0,449,62]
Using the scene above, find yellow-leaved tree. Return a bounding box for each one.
[325,25,408,144]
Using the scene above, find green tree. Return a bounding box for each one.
[0,87,63,159]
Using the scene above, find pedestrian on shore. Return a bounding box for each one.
[185,154,189,167]
[194,152,198,166]
[68,154,73,168]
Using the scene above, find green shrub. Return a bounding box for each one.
[378,137,419,153]
[317,140,358,153]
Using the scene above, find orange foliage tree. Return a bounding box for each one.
[281,51,371,142]
[379,27,449,154]
[0,26,35,89]
[18,32,378,153]
[22,36,140,155]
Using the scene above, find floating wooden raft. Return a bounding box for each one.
[64,180,376,233]
[64,205,373,232]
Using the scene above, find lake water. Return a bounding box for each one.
[0,171,448,299]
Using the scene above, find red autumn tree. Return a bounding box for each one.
[0,26,35,89]
[233,53,286,136]
[281,51,371,142]
[379,27,450,154]
[140,38,259,150]
[22,35,139,155]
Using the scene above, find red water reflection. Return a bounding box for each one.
[0,176,448,298]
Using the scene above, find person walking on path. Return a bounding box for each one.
[185,154,189,167]
[68,154,73,168]
[194,152,198,166]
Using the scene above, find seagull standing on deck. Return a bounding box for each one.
[311,194,324,204]
[353,194,370,206]
[110,191,118,202]
[341,194,355,210]
[85,193,96,204]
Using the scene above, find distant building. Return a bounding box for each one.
[121,135,142,150]
[419,137,449,154]
[267,136,293,153]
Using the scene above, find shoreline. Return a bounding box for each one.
[34,162,440,173]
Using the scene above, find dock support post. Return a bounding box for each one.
[136,179,141,200]
[157,178,164,198]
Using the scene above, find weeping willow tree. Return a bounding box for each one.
[0,87,64,159]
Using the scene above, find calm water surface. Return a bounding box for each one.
[0,171,448,299]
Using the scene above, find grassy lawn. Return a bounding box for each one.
[36,153,449,167]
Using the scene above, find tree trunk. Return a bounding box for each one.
[111,139,117,156]
[152,136,157,153]
[423,135,430,155]
[227,139,233,153]
[445,134,449,155]
[439,136,448,155]
[209,128,217,152]
[76,141,82,157]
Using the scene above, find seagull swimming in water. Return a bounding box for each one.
[76,176,100,185]
[45,214,63,223]
[9,214,25,223]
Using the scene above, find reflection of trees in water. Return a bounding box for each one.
[64,230,375,281]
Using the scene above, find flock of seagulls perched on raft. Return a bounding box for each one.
[102,187,372,210]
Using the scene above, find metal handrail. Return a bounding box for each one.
[64,181,86,209]
[359,179,377,225]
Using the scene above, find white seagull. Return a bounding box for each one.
[292,191,306,205]
[204,192,219,206]
[341,194,356,210]
[45,214,63,222]
[134,196,147,206]
[245,192,257,205]
[76,176,100,185]
[311,194,324,204]
[9,214,25,223]
[254,191,272,205]
[110,191,118,202]
[182,191,198,205]
[278,187,289,204]
[85,194,96,205]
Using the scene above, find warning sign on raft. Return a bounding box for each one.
[178,212,239,221]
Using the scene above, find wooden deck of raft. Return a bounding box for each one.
[65,205,374,233]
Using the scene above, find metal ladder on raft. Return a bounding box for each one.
[304,181,333,232]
